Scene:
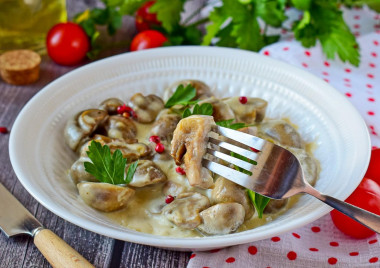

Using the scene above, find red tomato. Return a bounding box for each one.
[130,30,167,51]
[365,148,380,183]
[330,177,380,238]
[135,1,160,32]
[46,22,90,66]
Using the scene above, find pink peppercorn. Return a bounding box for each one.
[0,127,8,134]
[155,143,165,153]
[117,104,127,114]
[149,135,161,144]
[175,166,186,175]
[165,195,174,204]
[239,96,248,104]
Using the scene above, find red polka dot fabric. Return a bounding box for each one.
[187,7,380,268]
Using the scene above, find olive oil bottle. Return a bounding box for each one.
[0,0,67,54]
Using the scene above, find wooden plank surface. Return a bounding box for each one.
[0,0,191,267]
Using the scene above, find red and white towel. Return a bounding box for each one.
[188,7,380,268]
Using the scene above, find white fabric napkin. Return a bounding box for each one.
[187,7,380,268]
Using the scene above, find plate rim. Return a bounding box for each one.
[9,46,371,250]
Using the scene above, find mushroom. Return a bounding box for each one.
[162,181,186,197]
[197,203,245,235]
[79,137,151,162]
[69,157,98,185]
[77,182,135,212]
[223,97,268,123]
[211,176,254,220]
[289,147,319,186]
[107,141,151,162]
[128,160,167,187]
[150,110,181,143]
[263,199,289,214]
[171,115,215,189]
[99,98,124,115]
[162,192,210,229]
[104,115,137,141]
[129,93,164,123]
[64,109,108,151]
[163,80,214,101]
[258,119,304,149]
[199,97,235,122]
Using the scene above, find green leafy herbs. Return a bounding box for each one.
[201,0,362,65]
[216,119,246,130]
[74,0,371,65]
[165,84,214,118]
[74,5,123,59]
[247,189,271,218]
[164,84,197,108]
[182,103,213,118]
[291,0,360,66]
[150,0,186,33]
[202,0,286,51]
[84,140,138,185]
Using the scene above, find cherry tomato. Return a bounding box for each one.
[130,30,167,51]
[365,148,380,183]
[330,177,380,238]
[46,22,90,66]
[135,1,160,32]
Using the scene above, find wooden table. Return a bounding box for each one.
[0,1,191,267]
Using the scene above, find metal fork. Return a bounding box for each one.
[203,125,380,234]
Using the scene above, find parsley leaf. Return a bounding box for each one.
[256,0,287,28]
[292,1,360,66]
[247,189,271,218]
[84,140,138,185]
[216,119,246,130]
[125,160,139,184]
[150,0,186,33]
[119,0,149,15]
[182,103,213,118]
[164,84,197,108]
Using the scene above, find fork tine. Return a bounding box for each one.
[215,126,267,150]
[208,137,258,162]
[202,158,252,188]
[206,148,255,172]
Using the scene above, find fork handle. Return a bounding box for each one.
[304,185,380,234]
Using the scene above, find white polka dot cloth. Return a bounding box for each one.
[188,7,380,268]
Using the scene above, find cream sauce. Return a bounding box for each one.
[101,120,317,237]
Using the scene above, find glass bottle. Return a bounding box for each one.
[0,0,67,54]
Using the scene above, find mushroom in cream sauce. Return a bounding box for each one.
[64,80,320,238]
[78,182,135,212]
[99,98,124,115]
[198,203,246,235]
[162,192,210,229]
[129,93,164,123]
[170,115,215,189]
[64,109,108,151]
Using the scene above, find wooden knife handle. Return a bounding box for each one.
[34,229,94,268]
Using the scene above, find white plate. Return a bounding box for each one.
[9,46,370,251]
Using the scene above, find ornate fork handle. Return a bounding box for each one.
[304,184,380,234]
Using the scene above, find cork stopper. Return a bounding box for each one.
[0,49,41,85]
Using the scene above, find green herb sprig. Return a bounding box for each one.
[247,189,271,219]
[84,140,138,185]
[164,84,198,108]
[182,103,213,118]
[75,0,379,65]
[216,119,246,130]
